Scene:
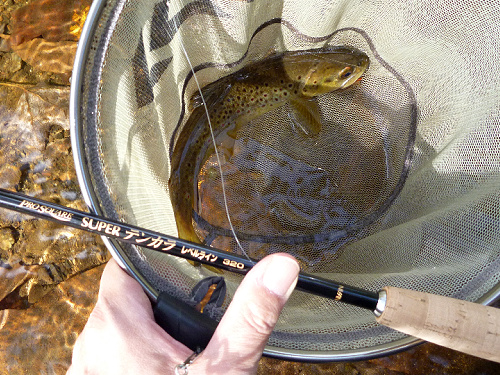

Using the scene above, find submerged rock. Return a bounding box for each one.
[9,0,90,46]
[0,83,110,309]
[11,38,77,76]
[0,264,104,373]
[3,0,90,83]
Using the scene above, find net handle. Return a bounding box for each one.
[377,286,500,362]
[153,291,218,351]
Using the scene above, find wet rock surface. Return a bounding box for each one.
[0,0,89,84]
[0,265,104,374]
[0,1,109,370]
[0,82,110,310]
[0,0,499,374]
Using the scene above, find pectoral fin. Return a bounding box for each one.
[288,98,322,136]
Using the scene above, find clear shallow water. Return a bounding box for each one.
[0,63,109,373]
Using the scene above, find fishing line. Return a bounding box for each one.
[172,5,252,263]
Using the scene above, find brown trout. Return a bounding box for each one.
[169,46,369,245]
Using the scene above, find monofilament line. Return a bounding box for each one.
[173,13,252,263]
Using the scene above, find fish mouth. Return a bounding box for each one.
[341,79,361,89]
[346,56,370,88]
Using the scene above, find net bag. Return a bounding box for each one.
[71,0,500,361]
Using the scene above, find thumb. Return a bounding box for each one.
[194,253,300,374]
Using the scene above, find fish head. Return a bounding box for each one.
[284,47,370,97]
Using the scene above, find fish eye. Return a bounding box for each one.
[339,67,353,79]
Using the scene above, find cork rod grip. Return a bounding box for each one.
[376,286,500,363]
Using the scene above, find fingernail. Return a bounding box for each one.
[262,256,299,298]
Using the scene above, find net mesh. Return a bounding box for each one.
[76,0,500,359]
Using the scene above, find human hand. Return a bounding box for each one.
[67,253,300,374]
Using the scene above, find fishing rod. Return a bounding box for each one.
[0,187,499,362]
[0,187,378,309]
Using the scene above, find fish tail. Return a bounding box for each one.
[174,209,200,244]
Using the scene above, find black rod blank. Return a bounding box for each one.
[0,188,379,311]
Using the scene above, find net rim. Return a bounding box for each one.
[70,0,160,301]
[69,0,500,362]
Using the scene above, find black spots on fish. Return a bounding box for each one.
[236,95,241,100]
[250,97,255,101]
[264,82,269,87]
[288,83,293,89]
[280,79,284,84]
[283,92,288,97]
[274,97,279,101]
[294,90,298,94]
[297,75,302,80]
